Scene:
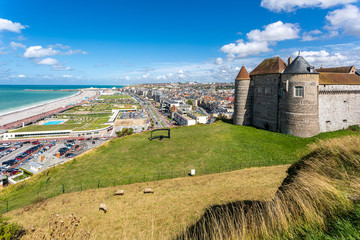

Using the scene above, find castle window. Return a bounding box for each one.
[294,86,304,97]
[265,88,271,94]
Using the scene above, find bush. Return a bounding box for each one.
[115,128,134,138]
[0,216,24,239]
[349,125,360,131]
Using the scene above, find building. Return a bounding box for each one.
[233,55,360,137]
[174,111,196,126]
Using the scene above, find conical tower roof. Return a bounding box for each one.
[283,56,318,74]
[235,65,250,80]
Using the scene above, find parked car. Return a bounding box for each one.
[32,141,40,145]
[92,141,96,144]
[23,141,30,144]
[65,153,76,158]
[100,137,107,140]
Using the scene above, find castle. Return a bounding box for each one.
[233,55,360,137]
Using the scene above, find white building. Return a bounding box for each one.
[174,111,196,126]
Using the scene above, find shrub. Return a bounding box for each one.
[0,216,24,239]
[349,125,360,132]
[115,128,134,138]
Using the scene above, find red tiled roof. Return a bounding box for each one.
[235,65,250,80]
[319,73,360,85]
[250,57,287,76]
[316,66,356,73]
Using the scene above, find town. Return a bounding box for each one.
[0,83,235,186]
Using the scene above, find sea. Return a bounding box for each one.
[0,85,123,115]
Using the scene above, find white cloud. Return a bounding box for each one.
[17,74,26,78]
[221,21,299,59]
[37,58,58,65]
[296,50,348,66]
[326,5,360,37]
[221,40,270,59]
[0,18,27,33]
[62,74,72,78]
[23,44,87,58]
[142,73,150,79]
[261,0,356,12]
[10,41,26,50]
[24,46,59,58]
[302,30,322,41]
[247,21,300,42]
[215,57,224,65]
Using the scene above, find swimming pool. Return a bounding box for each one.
[42,120,64,125]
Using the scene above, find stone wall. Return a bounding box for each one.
[233,79,253,125]
[252,74,281,131]
[280,74,319,137]
[319,84,360,132]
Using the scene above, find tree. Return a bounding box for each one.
[115,128,134,137]
[186,99,193,106]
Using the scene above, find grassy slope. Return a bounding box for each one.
[5,165,289,239]
[1,122,357,213]
[99,95,132,99]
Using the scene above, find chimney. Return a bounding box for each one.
[288,57,292,66]
[41,155,46,162]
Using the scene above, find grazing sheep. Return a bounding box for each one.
[114,189,124,196]
[144,188,154,194]
[99,203,107,213]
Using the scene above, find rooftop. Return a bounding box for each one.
[250,57,287,76]
[316,66,356,74]
[235,65,250,80]
[319,73,360,85]
[283,56,318,74]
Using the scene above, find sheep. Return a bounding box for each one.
[114,189,124,196]
[144,188,154,194]
[99,203,107,213]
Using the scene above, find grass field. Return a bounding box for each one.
[5,165,289,239]
[99,95,132,99]
[0,121,357,214]
[11,114,111,132]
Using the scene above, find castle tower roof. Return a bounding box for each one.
[235,65,250,80]
[283,56,318,74]
[250,57,287,76]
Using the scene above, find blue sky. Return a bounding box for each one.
[0,0,359,84]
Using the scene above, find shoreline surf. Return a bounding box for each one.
[0,90,81,117]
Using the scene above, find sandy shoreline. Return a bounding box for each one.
[0,91,80,117]
[0,90,98,127]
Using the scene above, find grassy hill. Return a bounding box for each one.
[5,165,289,239]
[0,121,357,213]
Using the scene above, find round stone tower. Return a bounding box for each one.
[280,56,319,137]
[233,65,253,125]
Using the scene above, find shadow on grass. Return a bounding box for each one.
[176,200,265,240]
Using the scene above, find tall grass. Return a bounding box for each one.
[178,136,360,239]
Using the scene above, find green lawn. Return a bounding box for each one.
[99,95,132,99]
[10,124,84,132]
[11,114,111,132]
[0,121,357,213]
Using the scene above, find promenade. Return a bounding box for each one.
[0,90,98,129]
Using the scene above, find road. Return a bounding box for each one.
[132,94,171,129]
